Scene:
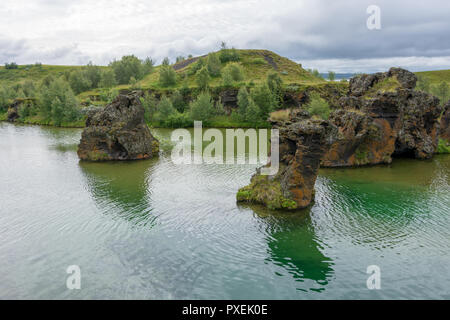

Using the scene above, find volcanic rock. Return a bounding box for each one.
[77,94,159,161]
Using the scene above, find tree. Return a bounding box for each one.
[85,62,102,88]
[245,98,261,123]
[328,71,336,81]
[69,70,92,94]
[189,91,215,122]
[110,55,145,84]
[207,53,221,77]
[39,77,79,123]
[171,89,186,113]
[225,62,244,82]
[251,83,275,120]
[267,72,283,108]
[176,56,185,63]
[237,87,250,119]
[140,92,158,122]
[162,57,170,66]
[157,96,176,120]
[159,65,177,87]
[51,97,64,126]
[99,69,117,88]
[196,66,210,90]
[143,57,154,74]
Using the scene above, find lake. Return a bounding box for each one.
[0,122,449,299]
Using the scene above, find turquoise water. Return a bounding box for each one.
[0,122,449,299]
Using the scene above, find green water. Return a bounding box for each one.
[0,122,449,299]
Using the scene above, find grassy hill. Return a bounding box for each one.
[415,69,450,85]
[0,64,85,85]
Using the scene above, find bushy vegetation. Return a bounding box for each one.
[196,67,210,89]
[219,43,240,63]
[222,62,244,86]
[159,64,177,87]
[189,91,216,122]
[5,62,18,70]
[207,53,221,77]
[110,55,153,85]
[306,93,330,119]
[416,75,449,105]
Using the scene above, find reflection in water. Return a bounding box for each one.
[247,205,334,292]
[79,159,159,227]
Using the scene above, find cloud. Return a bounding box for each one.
[0,0,449,72]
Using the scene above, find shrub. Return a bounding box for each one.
[224,62,244,82]
[188,58,206,75]
[251,58,266,65]
[164,112,193,128]
[219,48,240,63]
[5,62,18,69]
[159,65,177,87]
[196,66,210,90]
[307,93,330,120]
[189,91,215,122]
[176,56,185,63]
[162,57,170,66]
[207,53,221,77]
[222,69,233,87]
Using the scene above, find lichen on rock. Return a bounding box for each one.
[77,94,159,161]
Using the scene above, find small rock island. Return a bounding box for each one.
[77,94,159,161]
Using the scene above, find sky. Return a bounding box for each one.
[0,0,449,73]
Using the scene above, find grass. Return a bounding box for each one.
[415,70,450,86]
[437,138,450,154]
[0,64,87,85]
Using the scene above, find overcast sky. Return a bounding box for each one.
[1,0,449,73]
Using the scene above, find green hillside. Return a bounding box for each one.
[415,69,450,85]
[0,64,85,85]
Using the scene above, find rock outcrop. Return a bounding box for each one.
[440,100,450,141]
[322,68,442,167]
[237,111,336,210]
[77,94,159,161]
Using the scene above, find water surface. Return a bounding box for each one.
[0,122,449,299]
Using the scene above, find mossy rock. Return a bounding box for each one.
[237,174,299,210]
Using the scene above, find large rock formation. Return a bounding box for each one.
[440,100,450,141]
[322,68,442,167]
[237,110,336,210]
[77,94,159,161]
